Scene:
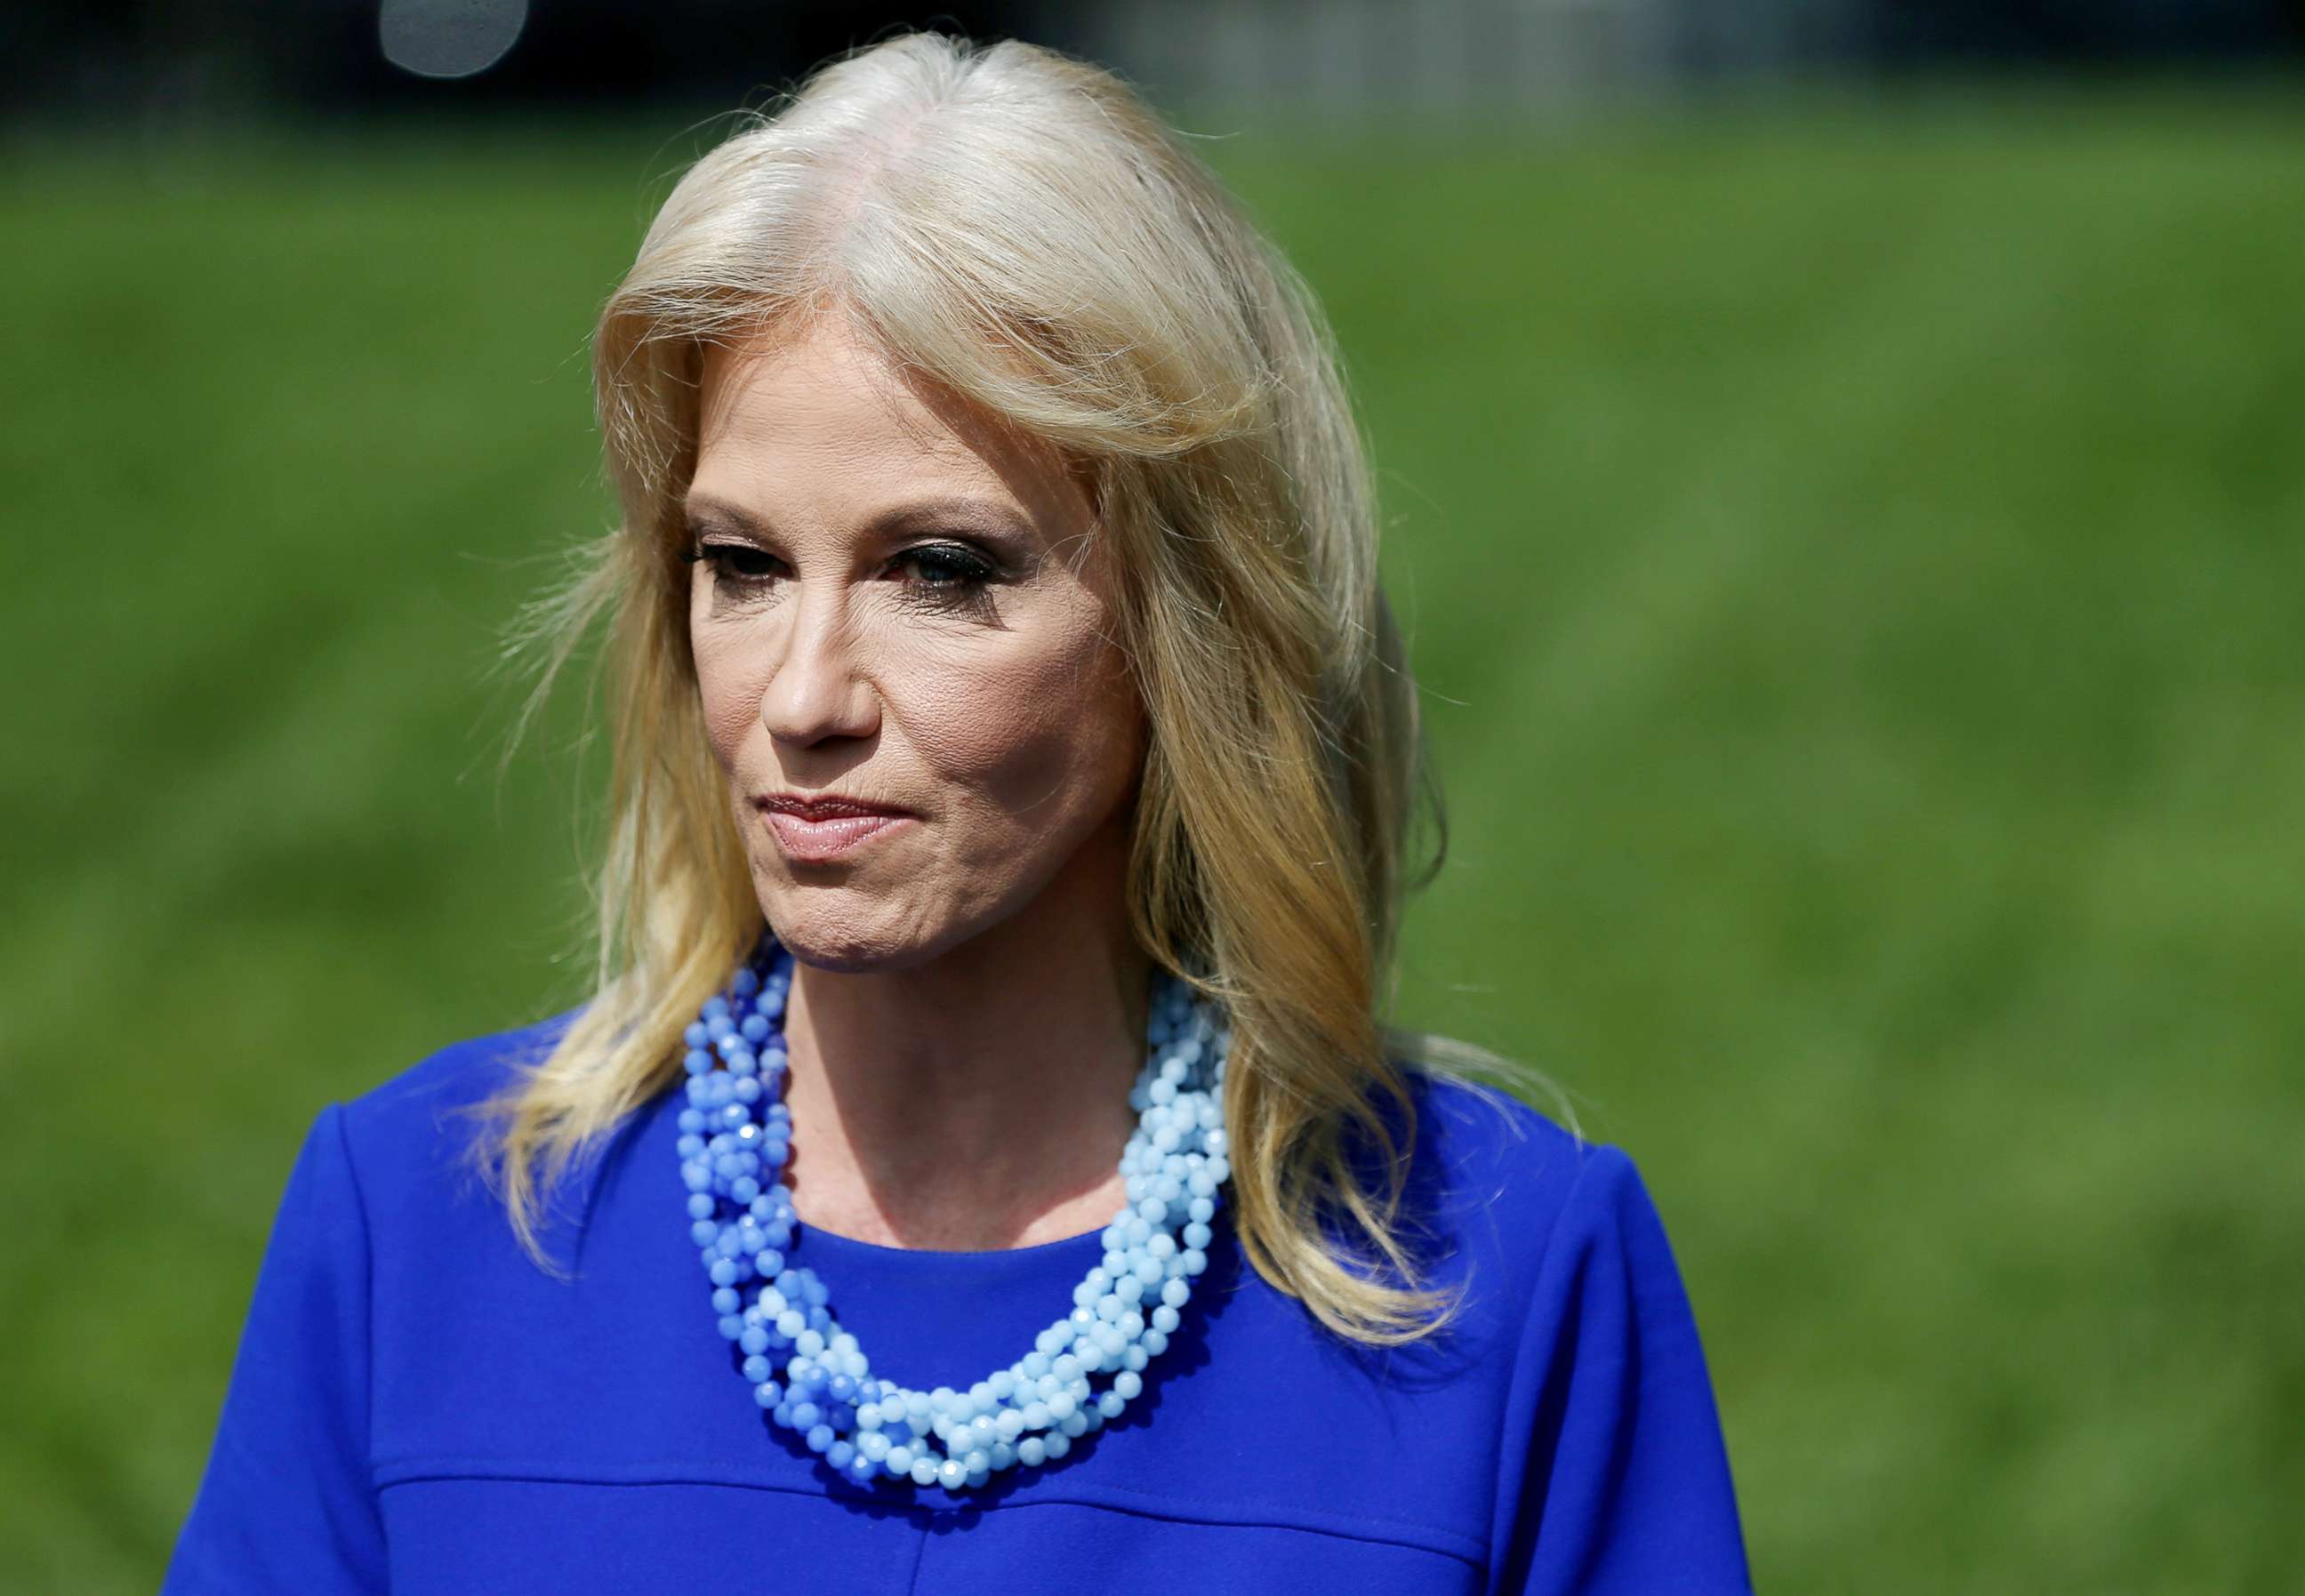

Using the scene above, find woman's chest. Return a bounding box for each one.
[365,1139,1510,1590]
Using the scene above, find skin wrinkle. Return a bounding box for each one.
[685,314,1152,1253]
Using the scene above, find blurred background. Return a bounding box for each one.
[4,4,2300,1592]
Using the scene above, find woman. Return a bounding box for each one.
[163,31,1752,1596]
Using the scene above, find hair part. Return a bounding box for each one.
[461,29,1575,1348]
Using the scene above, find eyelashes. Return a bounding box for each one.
[680,540,1004,614]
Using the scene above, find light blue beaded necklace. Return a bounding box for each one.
[678,929,1233,1496]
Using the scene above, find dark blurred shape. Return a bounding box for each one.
[1867,0,2301,64]
[4,1,2300,132]
[1,2,1086,126]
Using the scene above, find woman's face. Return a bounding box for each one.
[685,317,1144,973]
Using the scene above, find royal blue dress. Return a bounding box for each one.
[161,1010,1753,1594]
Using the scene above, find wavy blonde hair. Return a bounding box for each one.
[462,29,1573,1347]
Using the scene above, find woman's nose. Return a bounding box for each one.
[755,580,878,747]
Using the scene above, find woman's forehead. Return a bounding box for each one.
[697,320,941,454]
[692,323,1091,543]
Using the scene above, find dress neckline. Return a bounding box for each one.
[796,1222,1112,1263]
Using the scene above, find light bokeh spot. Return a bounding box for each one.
[380,0,527,80]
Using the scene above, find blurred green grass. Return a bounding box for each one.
[3,84,2299,1595]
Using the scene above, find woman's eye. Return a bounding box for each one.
[683,541,1000,606]
[694,543,781,582]
[895,544,999,595]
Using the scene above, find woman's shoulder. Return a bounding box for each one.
[341,1004,582,1124]
[1402,1063,1594,1185]
[1381,1062,1663,1299]
[325,1004,590,1203]
[1392,1061,1600,1210]
[1389,1070,1753,1589]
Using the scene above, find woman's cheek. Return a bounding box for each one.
[691,637,761,774]
[923,662,1122,837]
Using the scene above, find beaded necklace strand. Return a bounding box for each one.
[678,931,1233,1494]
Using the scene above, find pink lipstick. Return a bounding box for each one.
[756,794,914,863]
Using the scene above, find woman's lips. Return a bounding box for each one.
[759,807,912,862]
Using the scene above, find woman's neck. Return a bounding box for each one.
[775,847,1151,1252]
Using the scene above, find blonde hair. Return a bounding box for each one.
[462,29,1574,1347]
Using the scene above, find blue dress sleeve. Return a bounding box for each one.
[161,1103,389,1594]
[1489,1144,1755,1595]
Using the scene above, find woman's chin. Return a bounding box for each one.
[757,902,949,976]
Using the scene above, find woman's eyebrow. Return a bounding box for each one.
[683,493,1037,543]
[681,494,761,534]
